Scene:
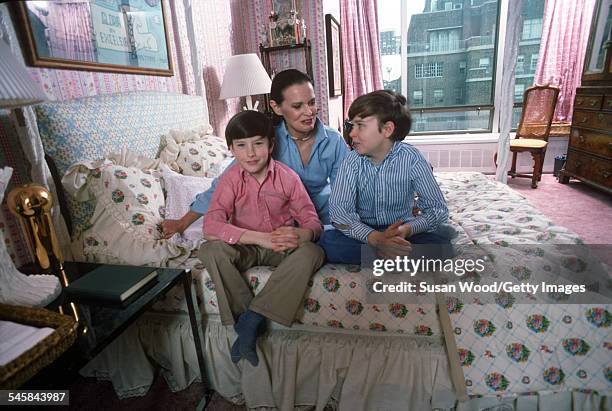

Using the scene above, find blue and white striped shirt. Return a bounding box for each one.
[329,141,448,243]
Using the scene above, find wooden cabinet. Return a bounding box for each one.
[559,0,612,194]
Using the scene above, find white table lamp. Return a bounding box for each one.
[0,41,47,109]
[219,54,272,111]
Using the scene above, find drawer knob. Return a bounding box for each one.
[590,100,597,107]
[597,113,604,121]
[575,160,583,168]
[580,116,588,123]
[579,135,585,143]
[603,171,611,179]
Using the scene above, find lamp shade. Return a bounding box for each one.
[219,54,272,100]
[0,41,47,109]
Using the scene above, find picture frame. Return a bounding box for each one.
[325,14,343,97]
[13,0,173,76]
[582,0,612,82]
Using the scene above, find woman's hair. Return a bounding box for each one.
[348,90,412,141]
[225,110,275,147]
[269,69,313,105]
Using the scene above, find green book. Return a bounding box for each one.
[66,265,158,303]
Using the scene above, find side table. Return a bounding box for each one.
[23,261,210,408]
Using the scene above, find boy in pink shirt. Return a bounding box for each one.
[199,111,325,366]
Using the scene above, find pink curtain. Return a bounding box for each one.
[534,0,596,122]
[340,0,383,117]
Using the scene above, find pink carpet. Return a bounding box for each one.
[503,174,611,244]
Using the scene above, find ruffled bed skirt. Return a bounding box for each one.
[80,312,610,410]
[80,312,454,409]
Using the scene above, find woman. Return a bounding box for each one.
[161,69,348,238]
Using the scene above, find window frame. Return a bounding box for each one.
[398,0,504,135]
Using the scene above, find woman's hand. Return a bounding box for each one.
[160,219,184,239]
[160,211,202,239]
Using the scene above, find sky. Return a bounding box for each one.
[378,0,426,32]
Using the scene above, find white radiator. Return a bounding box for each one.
[412,137,569,174]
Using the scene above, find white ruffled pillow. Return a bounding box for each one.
[161,165,213,250]
[159,126,231,177]
[62,151,189,267]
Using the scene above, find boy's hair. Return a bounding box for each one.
[348,90,412,141]
[225,111,275,147]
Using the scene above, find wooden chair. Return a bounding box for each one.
[505,84,560,188]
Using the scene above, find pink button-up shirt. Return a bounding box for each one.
[203,159,322,244]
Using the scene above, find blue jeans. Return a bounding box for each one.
[318,226,453,265]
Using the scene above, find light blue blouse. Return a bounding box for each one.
[190,118,348,225]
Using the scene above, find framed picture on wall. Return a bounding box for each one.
[13,0,173,76]
[325,14,343,97]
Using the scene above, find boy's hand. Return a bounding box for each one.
[367,221,412,259]
[271,226,300,252]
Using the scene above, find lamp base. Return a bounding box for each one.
[243,95,260,111]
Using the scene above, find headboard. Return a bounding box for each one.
[35,91,209,237]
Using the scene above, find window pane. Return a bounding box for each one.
[411,109,492,133]
[514,0,545,128]
[405,0,500,132]
[380,0,402,92]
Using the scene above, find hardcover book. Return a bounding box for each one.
[65,265,158,304]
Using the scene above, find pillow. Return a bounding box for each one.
[159,126,232,177]
[63,155,189,267]
[161,165,213,249]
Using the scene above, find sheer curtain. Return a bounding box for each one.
[534,0,596,122]
[340,0,383,117]
[495,0,523,183]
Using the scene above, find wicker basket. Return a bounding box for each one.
[0,303,78,389]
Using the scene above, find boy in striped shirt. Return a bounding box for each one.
[319,90,450,265]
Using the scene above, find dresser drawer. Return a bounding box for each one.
[604,95,612,111]
[574,94,603,110]
[569,128,612,157]
[573,110,612,131]
[565,150,612,188]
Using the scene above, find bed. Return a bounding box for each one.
[34,91,611,410]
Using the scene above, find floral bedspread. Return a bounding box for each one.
[437,172,611,396]
[152,171,611,397]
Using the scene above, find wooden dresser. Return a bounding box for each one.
[560,87,612,193]
[559,0,612,194]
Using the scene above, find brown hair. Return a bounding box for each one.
[348,90,412,141]
[225,111,275,147]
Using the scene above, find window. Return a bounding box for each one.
[459,61,466,73]
[413,90,423,105]
[415,62,444,78]
[530,54,538,71]
[379,0,545,134]
[455,87,464,104]
[522,18,542,40]
[514,84,525,101]
[516,55,525,73]
[434,89,444,104]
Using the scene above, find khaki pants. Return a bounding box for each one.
[198,240,325,327]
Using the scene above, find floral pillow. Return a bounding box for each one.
[159,126,231,177]
[63,155,189,267]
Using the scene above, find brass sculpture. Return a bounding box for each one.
[7,184,85,331]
